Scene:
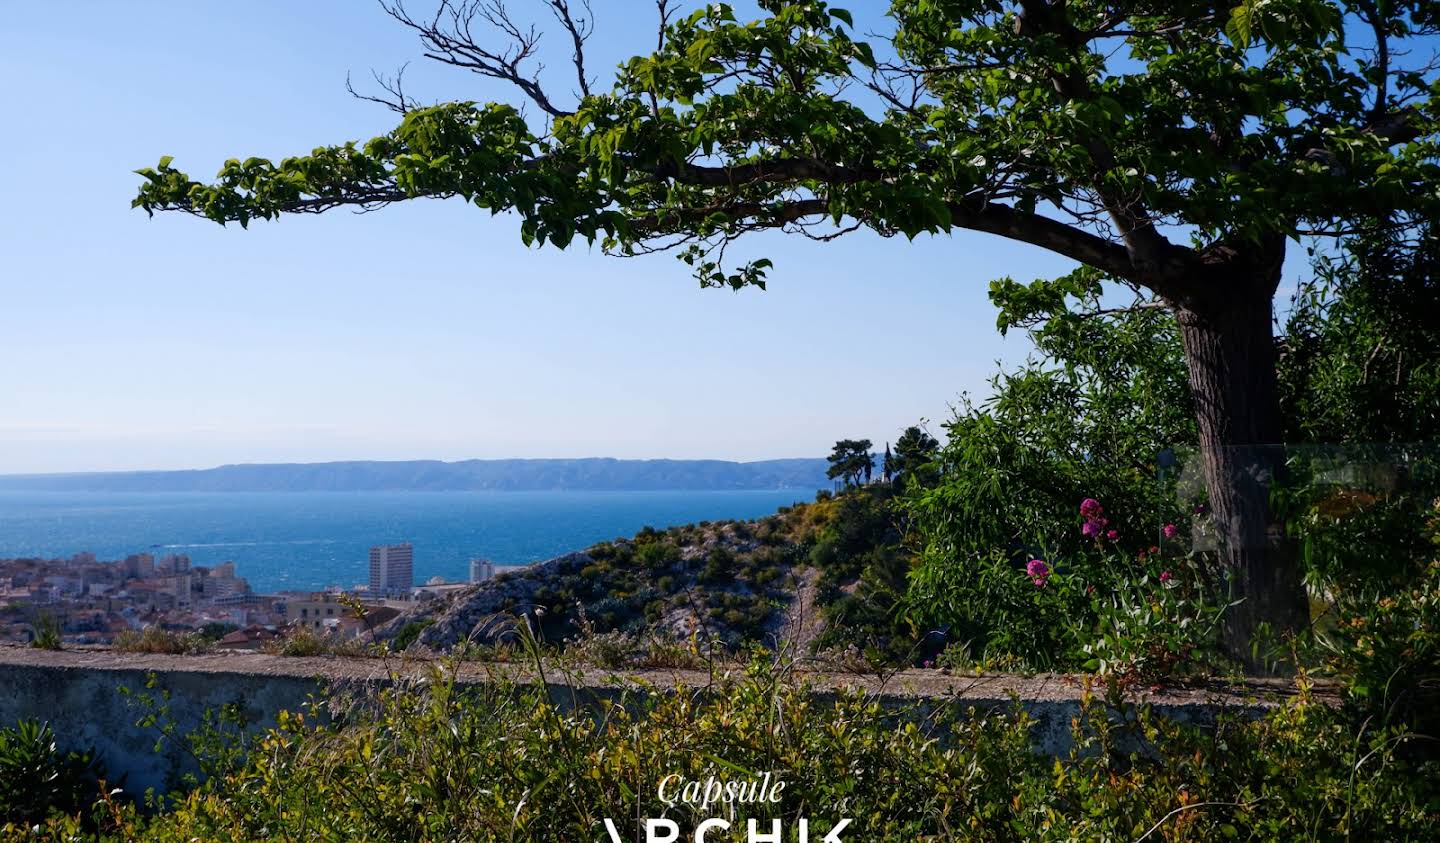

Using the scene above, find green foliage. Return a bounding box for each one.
[0,719,105,826]
[17,660,1440,841]
[1282,223,1440,444]
[905,241,1440,678]
[1079,555,1233,683]
[906,282,1195,670]
[797,486,917,660]
[390,619,434,651]
[697,545,735,584]
[119,673,252,794]
[133,2,1440,291]
[825,438,874,488]
[635,538,679,569]
[1274,444,1440,593]
[30,613,63,651]
[1324,554,1440,736]
[887,425,939,488]
[262,627,373,658]
[114,626,213,655]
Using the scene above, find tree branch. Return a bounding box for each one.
[1013,0,1178,276]
[380,0,574,118]
[347,63,419,114]
[546,0,593,98]
[946,200,1146,283]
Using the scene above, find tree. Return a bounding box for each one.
[1281,223,1440,444]
[907,284,1196,656]
[890,425,939,487]
[133,0,1440,665]
[826,439,874,488]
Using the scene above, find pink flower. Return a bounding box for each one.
[1159,571,1173,584]
[1080,499,1110,538]
[1026,558,1050,578]
[1162,523,1178,540]
[1105,529,1119,541]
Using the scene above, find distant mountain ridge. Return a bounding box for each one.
[0,458,831,493]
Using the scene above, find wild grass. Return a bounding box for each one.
[9,615,1439,842]
[113,626,213,655]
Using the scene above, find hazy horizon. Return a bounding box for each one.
[0,454,832,479]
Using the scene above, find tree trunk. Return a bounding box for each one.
[1174,259,1309,672]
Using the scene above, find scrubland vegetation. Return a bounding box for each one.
[4,646,1438,841]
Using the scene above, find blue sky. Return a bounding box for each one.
[2,1,1108,473]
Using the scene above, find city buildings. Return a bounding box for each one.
[284,592,402,638]
[368,543,414,597]
[286,593,352,632]
[1,539,509,646]
[0,553,274,646]
[214,625,279,651]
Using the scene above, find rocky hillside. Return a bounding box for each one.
[380,498,857,653]
[374,487,910,657]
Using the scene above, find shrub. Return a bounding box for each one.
[634,541,677,569]
[18,660,1440,841]
[30,614,62,651]
[262,628,370,658]
[1079,556,1232,684]
[751,566,780,587]
[585,596,631,632]
[567,629,633,669]
[698,547,735,584]
[391,620,434,652]
[114,626,211,655]
[1326,558,1440,733]
[913,493,1232,678]
[0,720,104,826]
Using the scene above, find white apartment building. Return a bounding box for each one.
[369,543,413,597]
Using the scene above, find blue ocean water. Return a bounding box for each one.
[0,490,814,592]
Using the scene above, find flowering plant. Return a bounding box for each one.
[917,491,1225,679]
[1071,498,1231,683]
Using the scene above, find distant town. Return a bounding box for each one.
[0,543,502,650]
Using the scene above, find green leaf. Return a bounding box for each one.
[1228,3,1254,48]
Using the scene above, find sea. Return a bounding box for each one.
[0,489,815,592]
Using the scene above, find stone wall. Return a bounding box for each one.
[0,646,1317,797]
